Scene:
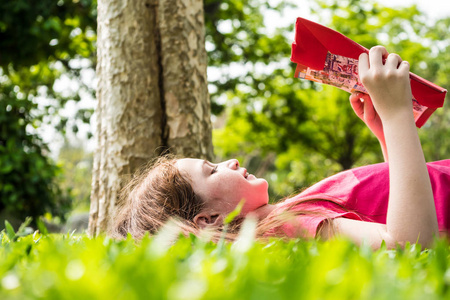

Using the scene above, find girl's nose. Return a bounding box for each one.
[227,159,240,170]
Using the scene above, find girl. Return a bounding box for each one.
[113,46,450,249]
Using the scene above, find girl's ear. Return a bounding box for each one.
[193,213,223,229]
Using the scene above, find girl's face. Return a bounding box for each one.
[176,158,269,217]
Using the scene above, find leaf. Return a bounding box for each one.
[36,218,49,236]
[231,215,257,253]
[16,216,33,237]
[224,199,245,225]
[5,220,16,241]
[149,219,181,257]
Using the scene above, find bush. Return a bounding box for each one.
[0,85,72,227]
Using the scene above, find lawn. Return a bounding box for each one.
[1,219,449,300]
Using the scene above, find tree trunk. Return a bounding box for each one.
[88,0,213,236]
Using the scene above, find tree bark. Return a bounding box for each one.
[160,0,213,156]
[89,0,213,236]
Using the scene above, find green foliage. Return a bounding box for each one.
[418,16,450,162]
[0,0,96,222]
[0,229,449,299]
[0,0,96,69]
[0,0,97,134]
[0,85,71,223]
[204,0,296,115]
[3,217,34,242]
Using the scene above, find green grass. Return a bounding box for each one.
[1,220,449,300]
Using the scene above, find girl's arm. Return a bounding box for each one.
[321,46,438,249]
[349,92,388,161]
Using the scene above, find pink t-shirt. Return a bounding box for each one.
[267,159,450,238]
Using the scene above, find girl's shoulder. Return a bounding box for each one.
[427,159,450,171]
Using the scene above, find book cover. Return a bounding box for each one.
[291,18,447,127]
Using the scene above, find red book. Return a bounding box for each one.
[291,17,447,128]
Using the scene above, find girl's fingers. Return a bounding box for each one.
[368,46,388,69]
[349,92,361,104]
[349,93,364,117]
[386,53,402,69]
[363,95,376,121]
[350,92,378,122]
[398,60,410,74]
[358,53,369,74]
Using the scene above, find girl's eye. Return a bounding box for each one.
[211,165,218,174]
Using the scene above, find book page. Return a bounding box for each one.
[295,52,427,122]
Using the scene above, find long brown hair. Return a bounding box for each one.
[111,155,339,242]
[111,155,203,240]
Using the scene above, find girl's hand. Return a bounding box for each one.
[349,92,388,161]
[358,46,413,123]
[349,92,383,140]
